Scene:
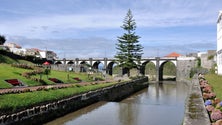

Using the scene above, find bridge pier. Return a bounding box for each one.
[156,57,160,82]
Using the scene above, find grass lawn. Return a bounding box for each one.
[0,55,18,64]
[0,64,35,88]
[205,73,222,99]
[0,82,117,114]
[0,63,103,88]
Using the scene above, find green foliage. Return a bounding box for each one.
[144,62,156,80]
[189,67,208,78]
[189,68,196,78]
[197,57,201,67]
[163,62,176,76]
[207,55,214,60]
[205,74,222,99]
[115,9,143,76]
[189,57,205,78]
[44,68,51,75]
[0,54,18,64]
[112,65,121,74]
[145,62,156,75]
[0,35,6,45]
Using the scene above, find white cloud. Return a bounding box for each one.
[0,0,220,58]
[0,13,124,39]
[1,0,221,38]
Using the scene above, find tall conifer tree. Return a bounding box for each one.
[115,9,143,76]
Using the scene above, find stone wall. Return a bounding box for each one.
[0,77,148,125]
[177,57,197,81]
[200,50,216,70]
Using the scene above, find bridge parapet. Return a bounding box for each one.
[54,57,196,82]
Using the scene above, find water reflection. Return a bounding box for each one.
[45,81,188,125]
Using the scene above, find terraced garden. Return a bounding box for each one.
[0,53,119,115]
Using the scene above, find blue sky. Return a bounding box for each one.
[0,0,221,59]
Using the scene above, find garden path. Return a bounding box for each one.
[0,80,112,95]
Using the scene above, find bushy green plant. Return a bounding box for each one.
[11,64,33,70]
[197,57,201,67]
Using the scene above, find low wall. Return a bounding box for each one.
[0,77,148,125]
[183,75,211,125]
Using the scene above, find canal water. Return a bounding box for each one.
[45,81,189,125]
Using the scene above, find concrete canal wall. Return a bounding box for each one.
[183,75,211,125]
[0,77,148,125]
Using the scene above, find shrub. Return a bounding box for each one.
[11,64,33,70]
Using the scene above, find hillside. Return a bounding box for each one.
[0,52,103,89]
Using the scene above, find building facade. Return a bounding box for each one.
[39,50,57,61]
[4,42,26,55]
[217,11,222,75]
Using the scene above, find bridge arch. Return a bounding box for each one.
[92,61,100,69]
[159,60,177,67]
[107,61,117,75]
[67,61,74,65]
[141,61,157,81]
[141,61,154,74]
[92,61,105,72]
[159,61,177,81]
[54,61,63,64]
[79,61,90,72]
[53,57,178,81]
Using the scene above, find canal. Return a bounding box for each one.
[45,81,189,125]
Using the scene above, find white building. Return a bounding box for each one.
[217,11,222,75]
[39,50,57,60]
[4,42,22,49]
[4,42,26,55]
[25,48,40,57]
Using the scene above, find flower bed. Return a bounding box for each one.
[48,78,64,83]
[73,77,82,82]
[5,79,23,86]
[198,74,222,125]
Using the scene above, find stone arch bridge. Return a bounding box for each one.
[54,57,196,81]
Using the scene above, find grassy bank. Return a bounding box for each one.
[205,73,222,99]
[0,82,116,114]
[0,63,103,88]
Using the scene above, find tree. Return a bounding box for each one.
[115,9,143,76]
[0,35,6,45]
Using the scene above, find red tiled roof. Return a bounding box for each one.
[165,52,181,57]
[31,48,41,51]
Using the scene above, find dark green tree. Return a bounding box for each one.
[115,9,143,76]
[0,35,6,45]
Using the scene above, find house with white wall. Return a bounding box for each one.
[39,50,57,61]
[4,42,26,56]
[217,11,222,75]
